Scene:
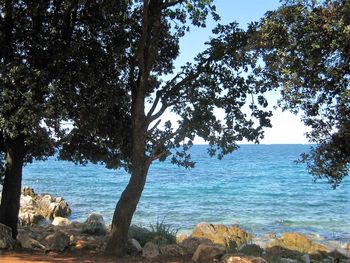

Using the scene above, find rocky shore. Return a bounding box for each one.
[0,188,349,263]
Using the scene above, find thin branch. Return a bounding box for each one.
[148,119,161,134]
[150,150,167,161]
[146,91,161,118]
[147,71,199,124]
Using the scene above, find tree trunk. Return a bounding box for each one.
[106,100,150,256]
[0,137,25,238]
[106,75,150,257]
[105,158,150,256]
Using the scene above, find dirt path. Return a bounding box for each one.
[0,250,190,263]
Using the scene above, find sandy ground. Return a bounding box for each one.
[0,250,192,263]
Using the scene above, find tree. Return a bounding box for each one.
[0,0,63,237]
[257,0,350,188]
[60,0,272,256]
[0,0,129,238]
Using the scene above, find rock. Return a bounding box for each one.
[22,187,36,197]
[44,230,70,252]
[159,244,186,257]
[239,244,264,257]
[126,238,142,255]
[73,239,90,250]
[36,195,71,220]
[221,255,267,263]
[142,241,159,258]
[176,233,188,244]
[18,211,46,226]
[279,258,299,263]
[0,223,15,249]
[17,233,46,250]
[20,195,34,207]
[52,217,70,226]
[268,232,327,255]
[81,213,107,235]
[19,189,71,226]
[52,201,71,218]
[180,236,213,254]
[346,243,350,251]
[192,222,252,247]
[192,244,226,262]
[301,254,311,263]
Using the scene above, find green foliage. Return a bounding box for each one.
[128,220,177,246]
[225,239,238,254]
[239,244,264,257]
[149,219,178,245]
[257,0,350,187]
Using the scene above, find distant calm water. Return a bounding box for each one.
[23,144,350,242]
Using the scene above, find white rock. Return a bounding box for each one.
[20,195,34,207]
[52,217,70,226]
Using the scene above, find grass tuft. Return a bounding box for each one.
[128,218,177,246]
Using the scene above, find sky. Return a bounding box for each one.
[174,0,311,144]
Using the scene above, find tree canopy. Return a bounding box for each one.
[0,0,131,237]
[56,0,272,256]
[257,0,350,188]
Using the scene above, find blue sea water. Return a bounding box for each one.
[22,144,350,242]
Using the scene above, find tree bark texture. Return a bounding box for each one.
[0,137,25,238]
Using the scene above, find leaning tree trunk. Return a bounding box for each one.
[106,114,150,256]
[0,137,25,238]
[105,158,150,256]
[106,76,151,256]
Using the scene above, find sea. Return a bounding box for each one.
[22,144,350,243]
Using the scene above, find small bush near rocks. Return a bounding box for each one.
[225,239,238,253]
[150,219,177,245]
[239,244,264,257]
[128,219,177,246]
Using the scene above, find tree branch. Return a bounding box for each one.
[146,91,161,118]
[147,70,199,124]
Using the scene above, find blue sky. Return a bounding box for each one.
[175,0,310,144]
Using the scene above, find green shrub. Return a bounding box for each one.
[226,239,238,253]
[239,244,264,257]
[128,219,177,246]
[149,219,177,245]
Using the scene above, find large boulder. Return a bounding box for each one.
[81,213,107,235]
[192,244,226,262]
[0,223,15,249]
[126,238,142,255]
[36,194,71,220]
[192,222,252,247]
[17,232,46,250]
[43,230,70,252]
[268,232,328,255]
[180,236,213,254]
[221,255,267,263]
